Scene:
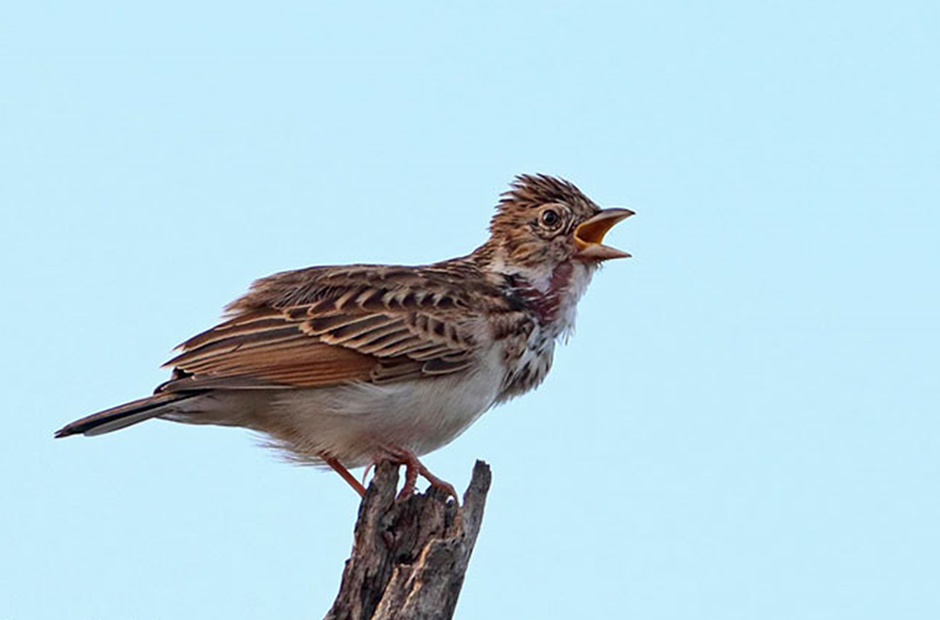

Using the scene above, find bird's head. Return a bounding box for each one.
[476,174,633,279]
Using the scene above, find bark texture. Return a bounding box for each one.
[324,460,492,620]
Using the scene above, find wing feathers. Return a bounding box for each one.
[162,273,482,391]
[166,327,303,368]
[166,340,376,388]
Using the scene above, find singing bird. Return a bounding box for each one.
[56,174,633,498]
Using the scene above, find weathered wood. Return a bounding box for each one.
[325,460,492,620]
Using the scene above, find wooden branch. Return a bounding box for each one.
[324,460,492,620]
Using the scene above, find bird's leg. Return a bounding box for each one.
[378,446,459,503]
[322,454,366,497]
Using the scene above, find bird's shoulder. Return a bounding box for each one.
[227,259,511,317]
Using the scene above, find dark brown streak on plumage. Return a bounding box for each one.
[158,260,530,393]
[497,174,598,216]
[501,261,574,327]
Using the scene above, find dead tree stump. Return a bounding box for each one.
[324,460,492,620]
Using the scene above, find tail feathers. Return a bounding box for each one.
[55,392,203,438]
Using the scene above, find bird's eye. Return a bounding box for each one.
[541,209,561,228]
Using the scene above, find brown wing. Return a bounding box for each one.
[157,263,486,393]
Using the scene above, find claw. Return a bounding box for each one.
[377,446,460,504]
[360,462,374,488]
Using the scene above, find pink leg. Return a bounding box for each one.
[323,455,366,497]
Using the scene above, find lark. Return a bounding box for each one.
[56,174,634,498]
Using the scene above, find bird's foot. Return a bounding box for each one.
[377,446,459,504]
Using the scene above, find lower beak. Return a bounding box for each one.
[574,208,635,260]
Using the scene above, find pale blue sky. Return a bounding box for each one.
[2,1,938,619]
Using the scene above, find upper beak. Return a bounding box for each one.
[574,207,635,260]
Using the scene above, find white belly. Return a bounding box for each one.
[266,347,505,467]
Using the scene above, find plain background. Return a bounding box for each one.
[2,1,938,618]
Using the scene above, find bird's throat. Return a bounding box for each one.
[504,261,574,325]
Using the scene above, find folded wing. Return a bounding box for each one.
[158,265,482,393]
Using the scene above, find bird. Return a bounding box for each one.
[56,174,634,499]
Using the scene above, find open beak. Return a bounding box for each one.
[574,207,635,260]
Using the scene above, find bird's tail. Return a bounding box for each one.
[55,391,203,438]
